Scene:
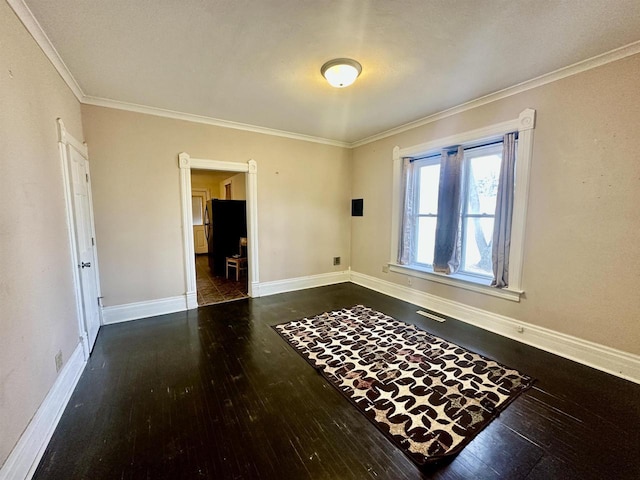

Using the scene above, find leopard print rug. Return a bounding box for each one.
[274,305,533,465]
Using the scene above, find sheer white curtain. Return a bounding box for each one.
[491,133,517,287]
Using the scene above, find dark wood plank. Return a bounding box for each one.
[33,284,640,479]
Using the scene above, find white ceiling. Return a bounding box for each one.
[21,0,640,144]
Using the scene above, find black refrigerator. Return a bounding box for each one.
[205,199,247,276]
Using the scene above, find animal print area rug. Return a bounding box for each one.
[273,305,534,465]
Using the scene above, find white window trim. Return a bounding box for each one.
[389,108,535,302]
[388,264,523,301]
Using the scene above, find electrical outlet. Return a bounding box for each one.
[333,256,341,266]
[382,265,389,273]
[55,350,63,372]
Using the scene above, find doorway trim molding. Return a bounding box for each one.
[178,153,259,307]
[57,119,103,360]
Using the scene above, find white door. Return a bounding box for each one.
[192,191,208,254]
[69,146,101,352]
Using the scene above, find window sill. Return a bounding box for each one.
[388,263,523,302]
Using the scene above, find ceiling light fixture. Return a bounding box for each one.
[320,58,362,88]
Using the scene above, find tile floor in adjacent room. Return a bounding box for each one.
[195,254,248,305]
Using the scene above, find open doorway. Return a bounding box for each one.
[178,153,259,309]
[191,169,248,305]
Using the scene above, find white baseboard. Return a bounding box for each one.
[96,271,639,383]
[102,295,188,324]
[185,292,198,310]
[0,344,86,480]
[350,271,640,384]
[250,281,261,298]
[258,270,350,297]
[102,271,351,323]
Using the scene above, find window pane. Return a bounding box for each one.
[418,164,440,214]
[192,196,203,225]
[462,217,494,276]
[415,217,437,265]
[465,146,502,215]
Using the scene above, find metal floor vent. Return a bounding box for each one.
[416,310,446,323]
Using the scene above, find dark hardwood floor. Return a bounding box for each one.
[33,284,640,479]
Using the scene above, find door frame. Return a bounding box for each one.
[57,119,103,360]
[178,153,259,307]
[191,188,209,254]
[191,188,211,202]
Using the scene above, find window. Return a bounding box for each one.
[460,145,502,277]
[410,142,505,279]
[389,109,536,302]
[413,158,440,266]
[191,195,204,225]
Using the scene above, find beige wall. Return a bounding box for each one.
[351,54,640,355]
[190,170,246,200]
[3,6,636,468]
[0,3,84,466]
[81,105,352,306]
[222,173,247,200]
[191,169,233,199]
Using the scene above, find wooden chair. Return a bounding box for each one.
[225,237,248,281]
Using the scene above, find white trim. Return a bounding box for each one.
[98,275,318,323]
[191,187,210,201]
[83,96,350,148]
[76,42,640,149]
[389,147,402,265]
[0,344,86,480]
[509,110,536,290]
[246,160,259,295]
[390,109,535,297]
[388,264,522,302]
[189,157,253,172]
[82,159,105,331]
[258,271,351,297]
[57,119,104,359]
[178,153,260,301]
[102,296,188,325]
[185,292,198,310]
[416,310,446,323]
[57,132,88,359]
[350,41,640,148]
[178,153,197,303]
[6,0,84,101]
[7,0,640,149]
[57,122,88,158]
[350,271,640,384]
[397,117,521,159]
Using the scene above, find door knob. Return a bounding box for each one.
[81,262,91,268]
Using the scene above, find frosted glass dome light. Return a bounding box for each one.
[321,58,362,88]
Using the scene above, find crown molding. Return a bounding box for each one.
[7,0,347,148]
[9,0,640,150]
[81,96,351,148]
[350,40,640,148]
[81,41,640,150]
[7,0,84,101]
